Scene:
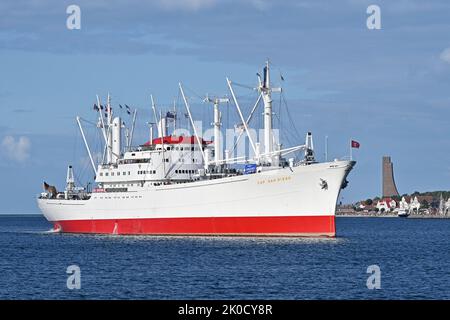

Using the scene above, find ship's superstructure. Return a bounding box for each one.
[37,61,355,236]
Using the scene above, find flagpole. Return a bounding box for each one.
[325,135,328,162]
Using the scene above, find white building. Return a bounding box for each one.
[376,198,397,212]
[409,196,421,214]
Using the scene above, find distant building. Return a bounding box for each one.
[382,156,400,197]
[404,195,433,206]
[408,196,421,214]
[376,198,397,211]
[439,194,450,216]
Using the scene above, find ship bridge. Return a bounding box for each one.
[95,135,209,189]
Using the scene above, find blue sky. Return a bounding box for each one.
[1,0,450,213]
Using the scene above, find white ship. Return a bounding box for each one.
[37,61,355,237]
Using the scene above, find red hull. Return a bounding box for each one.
[53,215,336,237]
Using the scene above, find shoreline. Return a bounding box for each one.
[1,213,449,220]
[337,214,450,219]
[0,213,43,217]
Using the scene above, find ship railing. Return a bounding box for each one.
[211,144,306,166]
[37,191,91,200]
[126,144,156,152]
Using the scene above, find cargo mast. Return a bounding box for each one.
[259,60,281,165]
[204,95,229,164]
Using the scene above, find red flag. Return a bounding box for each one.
[351,140,360,148]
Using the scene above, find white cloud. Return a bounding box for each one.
[439,48,450,64]
[1,135,31,163]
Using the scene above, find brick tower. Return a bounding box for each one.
[382,156,400,197]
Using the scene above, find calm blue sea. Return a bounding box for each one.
[0,215,449,300]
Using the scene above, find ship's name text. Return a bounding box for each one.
[257,176,292,185]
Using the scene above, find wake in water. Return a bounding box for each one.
[44,225,61,234]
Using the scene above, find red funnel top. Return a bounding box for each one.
[143,135,212,146]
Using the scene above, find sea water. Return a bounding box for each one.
[0,215,448,299]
